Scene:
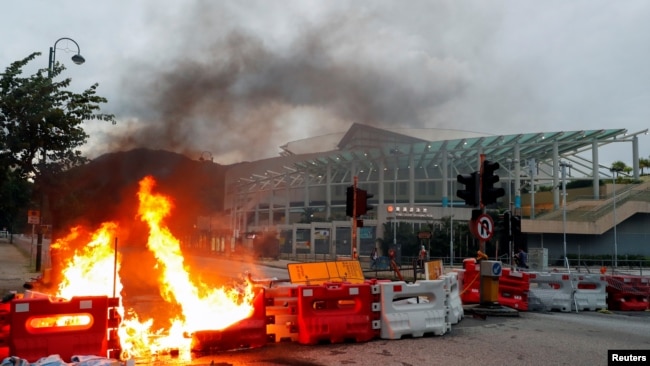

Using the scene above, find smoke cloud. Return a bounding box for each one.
[92,2,473,163]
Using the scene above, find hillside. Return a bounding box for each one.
[47,148,229,239]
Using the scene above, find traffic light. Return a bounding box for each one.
[457,172,479,207]
[346,185,354,217]
[356,188,374,216]
[481,160,505,206]
[511,214,522,245]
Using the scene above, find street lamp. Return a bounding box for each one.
[560,161,572,270]
[390,147,401,264]
[35,37,86,272]
[48,37,85,77]
[506,158,518,269]
[611,168,621,269]
[448,155,455,268]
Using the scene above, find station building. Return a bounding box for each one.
[224,123,650,264]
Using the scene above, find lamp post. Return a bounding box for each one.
[35,37,85,272]
[506,158,518,269]
[393,167,398,263]
[448,155,455,268]
[560,161,571,270]
[611,168,620,269]
[390,147,401,264]
[529,158,536,219]
[48,38,85,77]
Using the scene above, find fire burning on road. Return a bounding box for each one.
[46,176,256,361]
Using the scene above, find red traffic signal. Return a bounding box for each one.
[456,172,479,207]
[356,188,374,216]
[482,160,505,206]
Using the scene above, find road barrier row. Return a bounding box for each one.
[455,259,639,312]
[260,276,462,346]
[6,266,646,361]
[0,275,461,362]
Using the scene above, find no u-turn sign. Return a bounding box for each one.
[470,213,494,241]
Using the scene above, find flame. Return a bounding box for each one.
[56,222,122,299]
[49,175,256,361]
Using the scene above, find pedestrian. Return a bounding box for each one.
[418,245,427,272]
[515,248,528,269]
[370,247,378,269]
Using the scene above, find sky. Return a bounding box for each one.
[3,0,649,166]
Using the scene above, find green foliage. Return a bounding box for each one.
[0,167,31,232]
[0,53,116,230]
[640,157,650,175]
[1,53,116,180]
[566,180,594,189]
[610,160,627,177]
[299,207,326,223]
[380,216,473,259]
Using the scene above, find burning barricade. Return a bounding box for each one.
[1,176,265,364]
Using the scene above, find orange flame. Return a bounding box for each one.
[49,175,256,361]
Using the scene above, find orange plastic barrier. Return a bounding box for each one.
[297,282,379,345]
[191,288,268,353]
[0,302,10,359]
[606,275,650,311]
[8,295,119,363]
[460,258,480,304]
[630,276,650,306]
[265,284,300,343]
[499,268,531,311]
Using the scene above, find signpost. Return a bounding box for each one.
[28,210,40,225]
[27,210,41,267]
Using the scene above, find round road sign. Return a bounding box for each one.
[473,213,494,241]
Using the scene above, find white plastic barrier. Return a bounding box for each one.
[441,272,464,324]
[264,283,300,342]
[528,272,574,312]
[379,280,450,339]
[572,274,607,311]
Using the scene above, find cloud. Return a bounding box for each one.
[94,2,477,164]
[3,1,648,165]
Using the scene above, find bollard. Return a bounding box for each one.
[479,260,502,307]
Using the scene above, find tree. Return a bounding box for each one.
[0,167,31,236]
[639,157,650,175]
[610,161,627,181]
[0,52,116,228]
[299,207,323,223]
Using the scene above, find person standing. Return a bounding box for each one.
[370,247,378,269]
[515,248,528,269]
[418,245,427,273]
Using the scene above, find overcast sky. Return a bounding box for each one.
[3,0,649,166]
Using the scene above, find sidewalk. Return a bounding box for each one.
[0,237,40,294]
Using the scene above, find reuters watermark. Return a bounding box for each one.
[608,350,649,365]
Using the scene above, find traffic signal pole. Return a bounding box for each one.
[479,154,486,256]
[352,176,358,260]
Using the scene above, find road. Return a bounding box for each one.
[3,240,649,366]
[183,254,291,282]
[129,256,650,366]
[125,310,650,366]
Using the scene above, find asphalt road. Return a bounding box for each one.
[123,310,649,366]
[3,238,650,366]
[144,255,650,366]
